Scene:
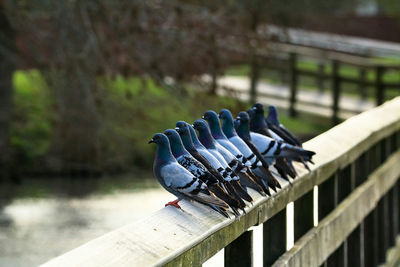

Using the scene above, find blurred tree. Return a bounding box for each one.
[0,2,16,180]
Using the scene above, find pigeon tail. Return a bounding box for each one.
[236,171,266,196]
[231,180,253,203]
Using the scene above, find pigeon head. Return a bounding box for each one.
[219,109,233,121]
[175,121,189,135]
[149,133,174,162]
[193,119,216,149]
[164,129,186,157]
[267,105,280,125]
[203,110,225,139]
[252,103,265,114]
[235,112,251,140]
[219,109,236,138]
[193,119,209,132]
[148,133,169,145]
[237,111,250,123]
[175,121,200,150]
[250,103,267,129]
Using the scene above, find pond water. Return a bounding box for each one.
[0,174,268,267]
[0,176,171,267]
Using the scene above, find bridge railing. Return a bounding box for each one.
[42,97,400,267]
[220,45,400,125]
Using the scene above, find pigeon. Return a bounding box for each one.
[249,104,284,141]
[193,119,255,202]
[202,110,249,167]
[219,109,272,196]
[242,111,315,168]
[200,113,267,196]
[149,133,229,218]
[235,112,282,191]
[164,129,241,216]
[175,121,247,209]
[266,105,302,147]
[250,104,314,171]
[248,106,297,180]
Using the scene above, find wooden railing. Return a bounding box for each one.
[221,45,400,125]
[41,97,400,267]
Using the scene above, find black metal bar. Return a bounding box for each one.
[289,52,298,117]
[294,190,314,241]
[263,209,286,266]
[332,60,341,125]
[224,230,253,267]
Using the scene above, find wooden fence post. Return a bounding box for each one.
[358,68,367,100]
[289,52,298,117]
[249,51,259,104]
[225,230,252,267]
[332,60,341,125]
[317,62,325,92]
[375,66,384,106]
[263,209,286,266]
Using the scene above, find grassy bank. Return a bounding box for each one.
[10,70,329,174]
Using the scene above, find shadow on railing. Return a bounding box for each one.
[42,97,400,267]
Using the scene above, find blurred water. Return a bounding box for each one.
[0,181,171,267]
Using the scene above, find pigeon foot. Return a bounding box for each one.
[165,199,181,209]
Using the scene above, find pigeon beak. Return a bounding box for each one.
[175,127,180,132]
[252,107,257,110]
[201,115,205,119]
[148,139,155,144]
[236,116,240,120]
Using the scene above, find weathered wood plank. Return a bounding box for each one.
[41,97,400,267]
[273,149,400,267]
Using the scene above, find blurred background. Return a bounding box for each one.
[1,0,400,266]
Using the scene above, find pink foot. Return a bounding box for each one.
[165,199,181,209]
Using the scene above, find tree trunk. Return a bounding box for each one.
[0,6,16,180]
[248,12,260,104]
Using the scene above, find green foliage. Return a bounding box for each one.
[11,70,326,172]
[98,75,246,169]
[11,70,54,165]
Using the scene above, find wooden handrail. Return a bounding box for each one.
[41,97,400,267]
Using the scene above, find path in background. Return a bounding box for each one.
[215,76,375,119]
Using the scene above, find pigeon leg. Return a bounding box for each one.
[165,199,181,209]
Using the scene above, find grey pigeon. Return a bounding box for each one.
[236,112,282,192]
[164,129,241,216]
[175,121,247,209]
[193,119,254,203]
[149,133,229,217]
